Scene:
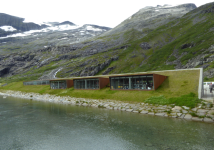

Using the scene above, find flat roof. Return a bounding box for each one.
[109,73,159,78]
[48,68,201,81]
[50,79,73,81]
[23,79,50,82]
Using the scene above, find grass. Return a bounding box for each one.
[190,112,199,117]
[168,56,177,62]
[0,69,201,105]
[144,93,201,108]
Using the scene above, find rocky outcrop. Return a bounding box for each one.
[79,56,119,76]
[102,67,116,75]
[140,42,151,50]
[181,43,195,49]
[0,67,10,77]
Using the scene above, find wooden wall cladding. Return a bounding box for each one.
[99,78,110,89]
[67,80,74,88]
[153,74,167,90]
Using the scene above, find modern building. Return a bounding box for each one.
[73,77,109,90]
[50,79,73,89]
[109,73,167,90]
[23,80,50,85]
[22,68,204,100]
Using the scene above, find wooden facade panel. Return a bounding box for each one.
[66,80,73,88]
[153,74,167,90]
[99,78,109,89]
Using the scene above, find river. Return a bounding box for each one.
[0,96,214,150]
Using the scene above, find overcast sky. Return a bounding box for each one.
[0,0,213,28]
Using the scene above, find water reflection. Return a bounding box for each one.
[0,96,214,150]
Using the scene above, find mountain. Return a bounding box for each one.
[103,3,196,36]
[1,2,214,83]
[0,15,111,53]
[0,13,48,37]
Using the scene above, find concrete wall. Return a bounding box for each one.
[198,68,204,99]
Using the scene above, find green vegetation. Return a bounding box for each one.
[1,3,214,80]
[144,93,201,108]
[190,112,198,117]
[0,4,212,109]
[0,61,62,84]
[0,70,200,106]
[168,56,177,62]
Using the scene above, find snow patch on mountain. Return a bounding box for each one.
[0,24,108,39]
[46,24,79,31]
[86,26,103,31]
[0,26,17,31]
[0,24,80,39]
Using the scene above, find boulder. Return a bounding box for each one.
[207,110,214,115]
[184,114,192,120]
[178,114,185,118]
[140,110,148,114]
[148,112,155,115]
[133,111,139,113]
[140,42,151,50]
[155,113,166,116]
[126,109,133,112]
[181,43,195,49]
[172,106,182,111]
[177,113,182,117]
[192,117,203,122]
[191,108,197,111]
[203,117,214,123]
[182,110,188,113]
[195,61,203,66]
[197,109,209,113]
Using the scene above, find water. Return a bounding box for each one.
[0,96,214,150]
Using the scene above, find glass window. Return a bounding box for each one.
[110,75,154,90]
[74,79,99,89]
[24,80,50,86]
[50,80,67,89]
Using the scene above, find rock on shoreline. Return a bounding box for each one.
[1,90,214,123]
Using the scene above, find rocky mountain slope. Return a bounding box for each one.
[0,14,111,53]
[1,2,214,83]
[103,3,196,36]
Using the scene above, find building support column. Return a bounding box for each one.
[85,80,87,89]
[129,77,131,89]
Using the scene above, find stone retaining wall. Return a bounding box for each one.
[1,90,214,124]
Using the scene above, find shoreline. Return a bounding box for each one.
[1,90,214,124]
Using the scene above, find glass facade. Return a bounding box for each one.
[74,79,99,89]
[23,80,50,85]
[50,80,67,89]
[110,75,154,90]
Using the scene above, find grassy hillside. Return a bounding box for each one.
[0,3,214,85]
[99,3,214,74]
